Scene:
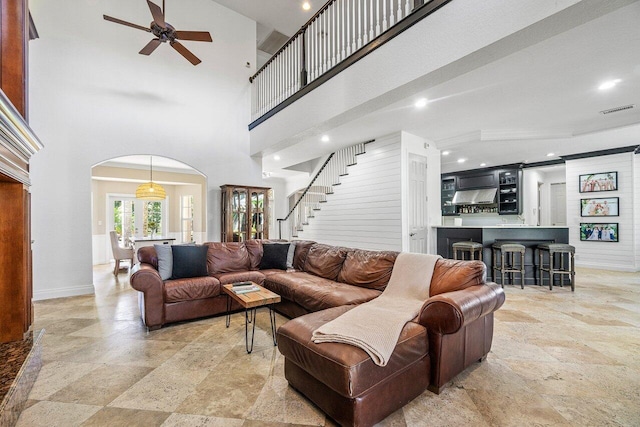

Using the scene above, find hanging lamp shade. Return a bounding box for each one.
[136,156,166,200]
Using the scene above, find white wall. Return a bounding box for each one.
[297,135,402,250]
[29,0,262,299]
[522,169,543,226]
[566,153,638,271]
[635,153,640,269]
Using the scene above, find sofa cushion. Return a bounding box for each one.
[265,271,381,312]
[277,305,428,398]
[206,242,251,274]
[292,240,316,271]
[303,244,349,280]
[260,243,290,270]
[244,240,263,270]
[213,271,266,286]
[429,259,486,297]
[171,245,209,279]
[163,276,221,303]
[337,250,398,291]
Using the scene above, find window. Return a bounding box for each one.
[181,195,194,243]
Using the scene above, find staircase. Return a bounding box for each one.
[278,142,370,238]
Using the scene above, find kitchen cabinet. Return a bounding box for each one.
[498,170,521,214]
[441,177,457,216]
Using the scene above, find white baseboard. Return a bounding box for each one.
[575,261,639,272]
[33,284,95,301]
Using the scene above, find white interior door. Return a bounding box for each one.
[408,153,428,253]
[549,183,567,226]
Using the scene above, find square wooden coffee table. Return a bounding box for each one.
[222,283,281,354]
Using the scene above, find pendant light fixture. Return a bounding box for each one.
[136,156,166,200]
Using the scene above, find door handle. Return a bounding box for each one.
[409,232,416,237]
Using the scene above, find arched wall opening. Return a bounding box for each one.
[91,155,207,266]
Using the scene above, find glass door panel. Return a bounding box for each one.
[112,198,135,244]
[251,192,265,239]
[232,189,248,241]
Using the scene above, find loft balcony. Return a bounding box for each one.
[249,0,443,128]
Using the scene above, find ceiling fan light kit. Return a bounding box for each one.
[103,0,212,66]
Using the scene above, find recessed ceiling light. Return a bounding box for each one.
[546,152,555,157]
[598,79,622,90]
[321,135,330,142]
[273,155,281,161]
[442,151,450,156]
[302,2,311,11]
[414,98,428,108]
[480,163,486,167]
[457,158,466,164]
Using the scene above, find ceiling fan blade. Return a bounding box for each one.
[170,41,201,66]
[175,31,213,42]
[147,0,166,28]
[103,15,151,33]
[139,38,162,55]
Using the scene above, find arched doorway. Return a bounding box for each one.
[91,155,207,266]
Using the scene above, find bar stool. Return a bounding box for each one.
[492,242,525,289]
[452,241,483,261]
[537,243,575,291]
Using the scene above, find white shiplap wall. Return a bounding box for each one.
[634,153,640,269]
[297,135,402,250]
[566,152,638,271]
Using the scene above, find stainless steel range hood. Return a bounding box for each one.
[451,188,497,205]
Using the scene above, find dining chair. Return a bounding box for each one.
[110,231,134,276]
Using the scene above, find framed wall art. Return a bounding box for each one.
[580,223,618,242]
[579,172,617,193]
[580,197,619,217]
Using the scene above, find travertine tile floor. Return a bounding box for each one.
[17,265,640,426]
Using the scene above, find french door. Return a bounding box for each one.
[108,195,168,244]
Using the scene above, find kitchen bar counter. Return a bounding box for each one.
[435,226,569,285]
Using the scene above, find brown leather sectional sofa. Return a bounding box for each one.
[130,239,505,426]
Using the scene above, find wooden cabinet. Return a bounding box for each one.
[220,185,270,242]
[498,170,521,215]
[441,177,457,216]
[0,182,32,342]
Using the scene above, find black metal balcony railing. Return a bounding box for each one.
[249,0,452,129]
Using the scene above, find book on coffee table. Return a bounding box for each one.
[234,286,260,294]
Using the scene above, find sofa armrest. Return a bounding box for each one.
[130,262,165,328]
[417,283,505,335]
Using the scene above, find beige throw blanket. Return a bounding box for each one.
[311,252,440,367]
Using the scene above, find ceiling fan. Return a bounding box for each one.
[103,0,212,66]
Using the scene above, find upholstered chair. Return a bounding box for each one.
[109,231,134,276]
